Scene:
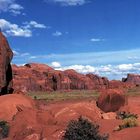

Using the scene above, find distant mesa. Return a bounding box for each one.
[122,74,140,86]
[0,31,13,95]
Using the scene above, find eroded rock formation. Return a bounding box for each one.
[122,74,140,86]
[0,31,13,95]
[12,63,134,92]
[12,63,113,92]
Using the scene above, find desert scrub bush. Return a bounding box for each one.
[117,111,138,120]
[33,96,37,100]
[114,117,138,131]
[62,116,109,140]
[0,120,9,138]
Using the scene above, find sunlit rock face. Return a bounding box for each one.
[0,31,13,95]
[12,63,112,92]
[122,74,140,86]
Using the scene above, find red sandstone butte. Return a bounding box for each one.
[122,73,140,86]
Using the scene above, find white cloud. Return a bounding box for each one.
[52,31,62,37]
[98,65,112,72]
[0,19,46,37]
[13,50,30,57]
[90,38,104,42]
[20,53,30,57]
[13,50,19,55]
[0,0,23,15]
[45,0,89,6]
[0,19,32,37]
[23,21,47,29]
[29,56,38,59]
[117,64,133,71]
[51,62,61,68]
[56,64,96,73]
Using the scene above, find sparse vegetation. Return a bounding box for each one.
[29,90,99,102]
[115,111,139,131]
[62,116,109,140]
[115,117,138,131]
[117,111,138,120]
[29,86,140,102]
[126,86,140,97]
[33,96,37,100]
[0,120,9,139]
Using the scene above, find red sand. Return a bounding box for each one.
[1,94,140,140]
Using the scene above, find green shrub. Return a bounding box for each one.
[34,96,37,100]
[0,120,9,138]
[62,116,109,140]
[121,117,138,128]
[117,111,138,120]
[114,117,138,131]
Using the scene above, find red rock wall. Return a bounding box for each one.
[12,63,113,92]
[0,31,13,94]
[122,74,140,86]
[12,63,134,92]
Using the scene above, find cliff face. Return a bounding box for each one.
[12,63,111,92]
[0,31,13,95]
[12,63,132,92]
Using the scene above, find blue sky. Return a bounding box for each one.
[0,0,140,80]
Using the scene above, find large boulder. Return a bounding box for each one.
[97,89,127,112]
[0,31,13,95]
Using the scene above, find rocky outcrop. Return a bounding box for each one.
[12,63,111,92]
[64,70,95,90]
[12,63,136,92]
[86,74,109,89]
[109,80,134,89]
[0,31,13,95]
[122,74,140,86]
[97,89,127,112]
[12,63,72,92]
[0,94,35,121]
